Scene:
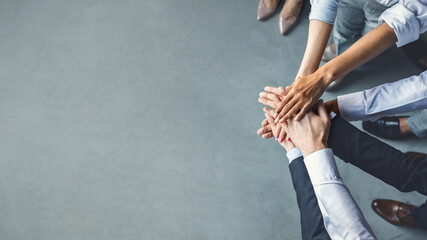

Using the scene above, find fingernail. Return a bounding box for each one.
[276,134,279,139]
[280,119,284,123]
[264,87,268,91]
[279,86,284,91]
[274,113,278,118]
[287,137,291,141]
[280,138,283,143]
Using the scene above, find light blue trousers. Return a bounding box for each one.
[333,0,387,55]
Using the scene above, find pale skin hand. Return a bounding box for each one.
[258,86,339,141]
[275,22,398,122]
[262,107,296,152]
[258,86,288,142]
[282,100,331,157]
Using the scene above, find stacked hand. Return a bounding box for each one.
[262,107,296,152]
[273,72,330,122]
[258,86,335,157]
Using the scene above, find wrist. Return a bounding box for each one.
[325,99,340,114]
[301,143,327,157]
[317,63,337,86]
[296,68,317,79]
[296,63,318,79]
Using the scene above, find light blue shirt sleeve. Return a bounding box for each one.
[304,149,376,240]
[378,0,427,47]
[286,148,303,164]
[309,0,339,25]
[337,70,427,121]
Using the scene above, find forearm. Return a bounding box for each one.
[328,116,427,195]
[288,156,331,240]
[305,149,376,240]
[319,22,397,84]
[296,20,333,78]
[338,71,427,121]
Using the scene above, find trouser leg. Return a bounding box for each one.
[333,0,365,55]
[333,0,386,55]
[361,0,387,35]
[412,200,427,230]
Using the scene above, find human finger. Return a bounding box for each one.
[317,99,329,120]
[281,100,309,122]
[295,102,312,121]
[262,118,268,126]
[276,97,299,123]
[265,113,278,136]
[257,125,272,135]
[263,107,275,117]
[264,86,286,96]
[259,92,279,102]
[278,125,287,143]
[262,132,274,139]
[274,97,288,118]
[258,97,276,109]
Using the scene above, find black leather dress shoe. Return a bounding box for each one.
[362,117,407,139]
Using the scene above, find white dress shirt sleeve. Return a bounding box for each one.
[378,0,427,47]
[337,70,427,121]
[304,149,376,240]
[309,0,339,25]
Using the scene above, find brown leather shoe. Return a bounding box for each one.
[371,199,421,229]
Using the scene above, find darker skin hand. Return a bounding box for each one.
[274,71,329,123]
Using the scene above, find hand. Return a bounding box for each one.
[258,86,289,142]
[257,118,274,139]
[274,70,330,122]
[261,107,296,152]
[258,86,286,109]
[282,100,331,157]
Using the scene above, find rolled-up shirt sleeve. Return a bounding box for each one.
[378,0,427,47]
[337,70,427,121]
[305,149,376,240]
[309,0,339,25]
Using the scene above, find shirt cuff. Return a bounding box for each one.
[309,0,338,25]
[379,4,420,47]
[286,148,303,164]
[337,91,366,121]
[304,148,342,186]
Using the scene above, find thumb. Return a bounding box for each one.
[265,113,276,128]
[282,120,292,139]
[317,99,329,120]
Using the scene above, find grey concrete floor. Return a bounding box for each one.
[0,0,426,239]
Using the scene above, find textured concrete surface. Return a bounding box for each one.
[0,0,426,239]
